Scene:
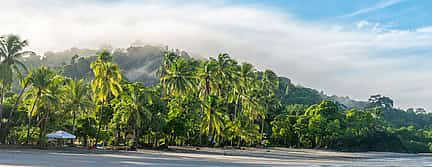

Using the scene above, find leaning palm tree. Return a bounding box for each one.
[90,51,123,146]
[24,66,57,144]
[0,34,34,104]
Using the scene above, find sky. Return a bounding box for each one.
[1,0,432,110]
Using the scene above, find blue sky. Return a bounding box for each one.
[1,0,432,109]
[233,0,431,30]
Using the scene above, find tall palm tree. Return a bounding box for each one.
[196,60,217,144]
[90,51,123,146]
[64,79,92,135]
[24,66,57,144]
[258,70,279,142]
[0,34,34,104]
[226,63,259,145]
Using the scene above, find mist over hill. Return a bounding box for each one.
[21,44,370,109]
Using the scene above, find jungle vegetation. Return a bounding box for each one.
[1,34,432,153]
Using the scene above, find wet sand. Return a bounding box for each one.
[0,147,430,166]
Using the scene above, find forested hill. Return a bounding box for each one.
[22,45,369,109]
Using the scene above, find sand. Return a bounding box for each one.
[0,147,430,166]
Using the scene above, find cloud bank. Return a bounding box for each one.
[1,0,432,109]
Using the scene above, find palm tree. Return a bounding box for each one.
[113,82,152,147]
[211,53,237,97]
[160,52,179,80]
[64,79,92,136]
[0,35,34,133]
[225,114,260,147]
[201,95,227,145]
[24,66,57,144]
[196,60,217,145]
[90,51,123,146]
[233,63,256,121]
[160,57,196,96]
[0,35,34,104]
[258,70,279,142]
[37,75,65,144]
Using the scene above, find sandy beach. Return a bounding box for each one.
[0,147,430,167]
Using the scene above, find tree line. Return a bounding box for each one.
[1,34,432,152]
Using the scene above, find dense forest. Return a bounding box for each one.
[1,34,432,153]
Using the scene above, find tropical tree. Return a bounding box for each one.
[160,57,197,96]
[0,35,34,104]
[36,75,65,144]
[63,79,92,135]
[23,66,58,144]
[271,104,307,146]
[211,53,237,97]
[257,70,280,142]
[303,100,343,148]
[159,52,179,82]
[112,82,152,147]
[90,51,123,146]
[233,63,256,121]
[201,95,228,145]
[196,60,218,144]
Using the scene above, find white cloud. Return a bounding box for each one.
[1,0,432,110]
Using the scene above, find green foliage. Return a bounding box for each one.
[2,35,432,153]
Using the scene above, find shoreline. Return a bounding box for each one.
[0,146,431,166]
[1,145,428,159]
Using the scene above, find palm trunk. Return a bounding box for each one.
[0,82,5,105]
[72,110,76,136]
[260,118,264,142]
[71,108,77,145]
[8,82,28,120]
[135,128,140,148]
[95,100,104,147]
[201,81,211,146]
[27,93,40,145]
[39,108,49,146]
[4,82,28,144]
[199,104,204,146]
[260,104,268,144]
[234,94,240,122]
[0,83,4,134]
[85,109,91,147]
[0,83,4,124]
[208,110,212,146]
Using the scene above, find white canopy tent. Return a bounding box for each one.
[46,130,76,139]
